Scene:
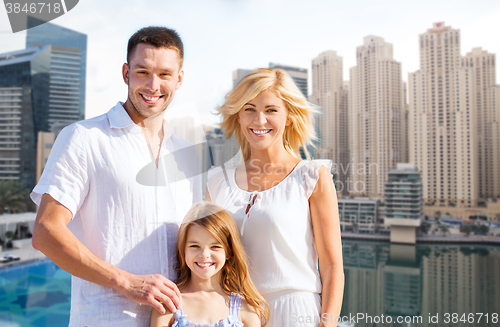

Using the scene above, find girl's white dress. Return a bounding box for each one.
[207,160,332,327]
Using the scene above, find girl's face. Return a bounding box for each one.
[237,89,291,153]
[184,225,226,282]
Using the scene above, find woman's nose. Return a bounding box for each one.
[255,111,267,125]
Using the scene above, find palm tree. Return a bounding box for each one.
[0,180,33,214]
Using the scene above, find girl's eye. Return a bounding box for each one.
[244,107,255,112]
[189,245,199,248]
[267,109,277,113]
[212,245,223,249]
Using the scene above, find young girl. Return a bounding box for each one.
[150,202,268,327]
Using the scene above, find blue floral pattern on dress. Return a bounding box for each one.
[171,293,244,327]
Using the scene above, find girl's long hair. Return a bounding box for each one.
[218,67,317,161]
[176,202,269,325]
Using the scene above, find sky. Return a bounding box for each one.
[1,0,500,127]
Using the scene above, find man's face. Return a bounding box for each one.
[122,43,184,121]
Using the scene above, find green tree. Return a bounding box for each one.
[460,224,473,235]
[478,225,489,234]
[434,211,441,219]
[0,180,33,214]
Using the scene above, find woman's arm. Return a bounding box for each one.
[310,166,344,327]
[150,307,174,327]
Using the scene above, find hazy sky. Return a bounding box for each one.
[1,0,500,126]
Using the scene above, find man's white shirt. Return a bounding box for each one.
[31,102,202,326]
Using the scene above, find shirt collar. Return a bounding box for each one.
[107,101,173,140]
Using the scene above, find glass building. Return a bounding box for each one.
[0,47,51,186]
[26,18,87,124]
[385,163,423,220]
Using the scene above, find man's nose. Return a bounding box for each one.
[146,74,160,92]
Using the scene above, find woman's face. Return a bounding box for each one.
[237,89,291,153]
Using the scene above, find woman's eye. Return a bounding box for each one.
[244,107,255,112]
[267,109,277,113]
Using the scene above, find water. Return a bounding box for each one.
[0,259,70,327]
[340,240,500,326]
[0,243,499,326]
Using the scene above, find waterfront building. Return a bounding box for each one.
[408,22,489,207]
[462,48,499,200]
[338,196,380,233]
[384,163,423,244]
[310,50,349,190]
[349,36,407,197]
[26,19,87,125]
[268,63,308,99]
[0,47,51,186]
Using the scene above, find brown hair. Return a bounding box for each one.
[218,68,317,161]
[176,202,269,325]
[127,26,184,66]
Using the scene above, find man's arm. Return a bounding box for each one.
[32,193,181,314]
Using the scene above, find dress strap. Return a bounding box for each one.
[229,292,242,319]
[172,308,188,327]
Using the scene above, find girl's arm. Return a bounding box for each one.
[310,166,344,327]
[239,300,262,327]
[150,307,174,327]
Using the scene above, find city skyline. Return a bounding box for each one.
[1,0,499,126]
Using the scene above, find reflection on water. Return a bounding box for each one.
[340,240,500,326]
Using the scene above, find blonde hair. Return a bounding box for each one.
[218,68,317,161]
[176,202,269,325]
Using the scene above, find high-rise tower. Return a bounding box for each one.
[350,36,406,197]
[26,19,87,127]
[311,50,349,190]
[409,22,483,207]
[462,48,499,200]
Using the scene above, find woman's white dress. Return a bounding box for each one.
[207,160,332,327]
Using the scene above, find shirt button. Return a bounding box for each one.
[163,269,166,273]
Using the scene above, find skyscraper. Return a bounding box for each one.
[462,48,499,200]
[0,46,51,186]
[26,19,87,126]
[408,22,489,207]
[350,36,406,197]
[310,50,349,190]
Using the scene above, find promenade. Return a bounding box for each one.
[341,232,500,244]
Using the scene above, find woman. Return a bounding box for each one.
[206,68,343,326]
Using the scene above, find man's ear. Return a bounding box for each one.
[122,63,129,85]
[175,69,184,90]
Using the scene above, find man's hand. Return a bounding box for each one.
[121,273,181,314]
[33,194,182,314]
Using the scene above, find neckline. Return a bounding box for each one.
[231,160,305,194]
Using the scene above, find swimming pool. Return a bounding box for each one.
[0,258,70,327]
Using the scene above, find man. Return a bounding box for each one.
[31,27,201,326]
